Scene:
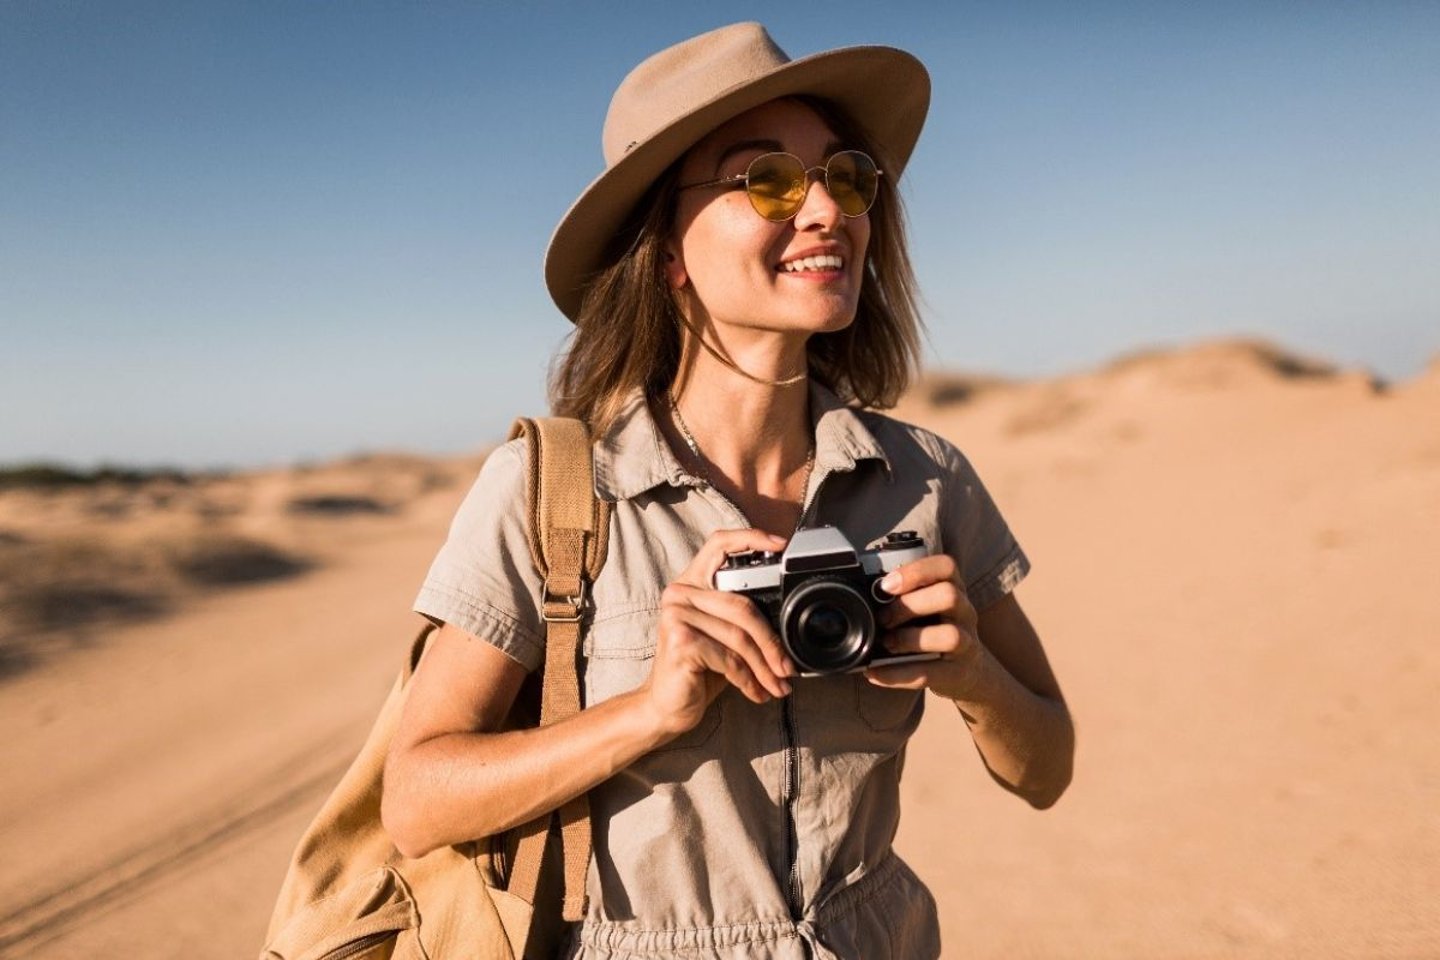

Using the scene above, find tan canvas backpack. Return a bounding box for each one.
[261,417,611,960]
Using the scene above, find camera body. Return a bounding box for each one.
[714,526,938,676]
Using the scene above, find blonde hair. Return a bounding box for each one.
[548,98,923,436]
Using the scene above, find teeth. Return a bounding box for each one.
[782,254,843,273]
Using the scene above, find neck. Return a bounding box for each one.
[662,329,815,532]
[671,378,811,475]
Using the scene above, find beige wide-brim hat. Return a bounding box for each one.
[544,22,931,321]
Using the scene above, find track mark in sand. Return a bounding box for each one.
[0,740,355,958]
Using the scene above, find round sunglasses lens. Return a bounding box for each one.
[827,151,878,217]
[746,154,808,221]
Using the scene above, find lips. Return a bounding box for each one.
[779,253,844,273]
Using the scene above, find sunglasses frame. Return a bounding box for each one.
[678,150,884,222]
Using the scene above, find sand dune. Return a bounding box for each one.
[0,338,1435,958]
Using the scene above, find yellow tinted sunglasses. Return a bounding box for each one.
[679,150,883,222]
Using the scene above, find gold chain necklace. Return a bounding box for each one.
[669,393,815,502]
[676,315,809,387]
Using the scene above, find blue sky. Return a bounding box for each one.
[3,2,1437,468]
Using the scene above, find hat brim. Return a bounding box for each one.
[544,45,930,321]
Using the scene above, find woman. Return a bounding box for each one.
[383,22,1073,959]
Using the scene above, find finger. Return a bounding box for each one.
[878,579,969,629]
[678,528,788,587]
[686,589,796,679]
[863,661,932,691]
[681,628,776,704]
[875,578,967,630]
[660,582,796,678]
[877,554,959,598]
[881,622,966,657]
[674,605,791,698]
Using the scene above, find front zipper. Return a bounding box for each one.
[782,469,826,920]
[781,693,803,919]
[692,461,835,923]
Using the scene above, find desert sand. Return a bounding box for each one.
[0,339,1436,958]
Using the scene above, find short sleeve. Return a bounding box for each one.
[936,438,1030,611]
[413,439,546,671]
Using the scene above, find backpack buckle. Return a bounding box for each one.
[542,578,587,623]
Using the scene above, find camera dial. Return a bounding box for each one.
[879,530,922,550]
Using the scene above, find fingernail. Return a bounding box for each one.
[779,680,793,697]
[880,573,900,593]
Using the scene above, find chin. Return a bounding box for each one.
[726,297,859,336]
[808,303,860,334]
[780,295,859,332]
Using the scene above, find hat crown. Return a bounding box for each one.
[603,23,790,166]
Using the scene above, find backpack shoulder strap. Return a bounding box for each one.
[505,416,610,923]
[509,416,611,609]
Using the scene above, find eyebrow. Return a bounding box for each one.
[712,138,847,175]
[713,139,782,175]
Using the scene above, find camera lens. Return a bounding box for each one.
[780,578,875,674]
[799,603,850,647]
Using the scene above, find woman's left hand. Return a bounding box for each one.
[865,554,983,701]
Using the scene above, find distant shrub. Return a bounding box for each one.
[168,535,311,586]
[918,373,1009,407]
[7,582,170,632]
[286,495,391,516]
[928,379,984,406]
[0,463,193,490]
[86,499,134,519]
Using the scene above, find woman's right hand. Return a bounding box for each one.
[642,528,797,740]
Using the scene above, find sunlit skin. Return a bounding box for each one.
[382,98,1072,862]
[666,98,871,383]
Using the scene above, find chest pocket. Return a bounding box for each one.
[854,677,924,732]
[583,602,723,754]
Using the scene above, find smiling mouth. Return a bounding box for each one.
[779,254,844,274]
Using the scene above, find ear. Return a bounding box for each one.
[663,240,688,290]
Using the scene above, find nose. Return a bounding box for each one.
[791,169,845,232]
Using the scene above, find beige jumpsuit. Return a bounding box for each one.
[415,383,1029,959]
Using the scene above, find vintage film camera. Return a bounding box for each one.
[714,526,941,676]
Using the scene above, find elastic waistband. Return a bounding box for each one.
[576,853,908,957]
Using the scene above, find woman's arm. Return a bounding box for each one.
[382,527,795,859]
[952,592,1073,808]
[866,556,1074,809]
[381,622,671,859]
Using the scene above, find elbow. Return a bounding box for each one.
[383,810,434,862]
[1021,714,1075,810]
[995,752,1070,810]
[381,754,438,860]
[1020,763,1071,810]
[382,739,512,858]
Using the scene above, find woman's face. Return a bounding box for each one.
[668,99,871,339]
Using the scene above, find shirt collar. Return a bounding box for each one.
[592,381,892,502]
